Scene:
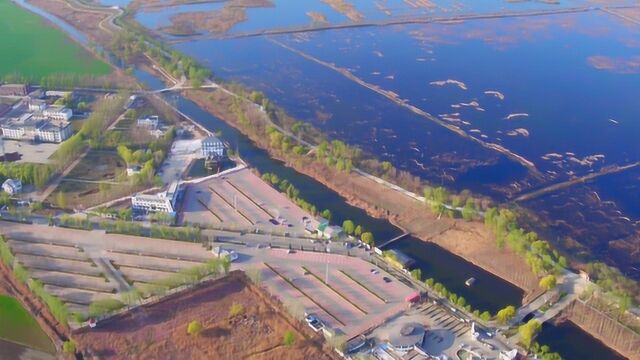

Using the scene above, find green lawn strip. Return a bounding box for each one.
[0,295,55,354]
[301,266,368,315]
[263,262,345,326]
[0,0,110,79]
[338,269,387,304]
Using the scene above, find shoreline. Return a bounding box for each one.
[183,88,540,300]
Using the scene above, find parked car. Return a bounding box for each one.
[305,314,323,332]
[370,269,379,275]
[308,318,323,332]
[383,277,392,283]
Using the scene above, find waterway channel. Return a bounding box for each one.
[136,68,524,314]
[18,2,632,358]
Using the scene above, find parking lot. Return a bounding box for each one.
[181,168,310,235]
[2,221,410,336]
[1,222,215,316]
[224,244,415,338]
[1,138,60,164]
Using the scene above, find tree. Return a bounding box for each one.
[480,311,492,322]
[228,302,244,318]
[496,305,516,324]
[539,275,557,291]
[342,220,355,235]
[361,232,374,246]
[518,319,542,349]
[321,209,332,221]
[461,200,475,221]
[62,340,76,354]
[283,330,296,347]
[187,320,203,336]
[410,269,422,281]
[354,225,362,237]
[425,278,435,287]
[56,191,67,209]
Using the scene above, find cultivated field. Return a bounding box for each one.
[73,273,336,359]
[0,0,110,79]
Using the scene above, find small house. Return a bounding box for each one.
[201,135,224,159]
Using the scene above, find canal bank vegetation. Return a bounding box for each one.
[259,171,375,245]
[109,20,211,87]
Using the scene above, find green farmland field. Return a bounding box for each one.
[0,295,55,353]
[0,0,111,80]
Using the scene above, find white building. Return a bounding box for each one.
[137,115,160,129]
[28,100,47,112]
[201,135,224,159]
[1,113,38,140]
[42,106,72,121]
[2,179,22,195]
[35,120,73,143]
[131,182,179,214]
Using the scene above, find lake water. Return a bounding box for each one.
[168,9,640,280]
[537,320,628,360]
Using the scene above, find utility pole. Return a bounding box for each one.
[325,261,329,284]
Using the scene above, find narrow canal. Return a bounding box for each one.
[14,2,631,358]
[136,72,525,314]
[536,321,628,360]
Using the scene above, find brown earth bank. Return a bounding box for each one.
[74,271,337,360]
[0,260,68,354]
[29,0,111,44]
[184,89,540,300]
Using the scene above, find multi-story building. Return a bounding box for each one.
[201,135,225,159]
[0,100,74,143]
[131,182,180,214]
[42,106,72,121]
[28,99,47,112]
[36,120,73,143]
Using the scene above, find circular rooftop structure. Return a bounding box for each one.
[388,322,426,351]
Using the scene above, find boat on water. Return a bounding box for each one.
[465,277,476,287]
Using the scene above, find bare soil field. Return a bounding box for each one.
[74,272,336,360]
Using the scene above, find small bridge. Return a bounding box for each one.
[376,232,410,249]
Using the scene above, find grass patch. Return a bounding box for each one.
[0,0,110,80]
[0,295,55,354]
